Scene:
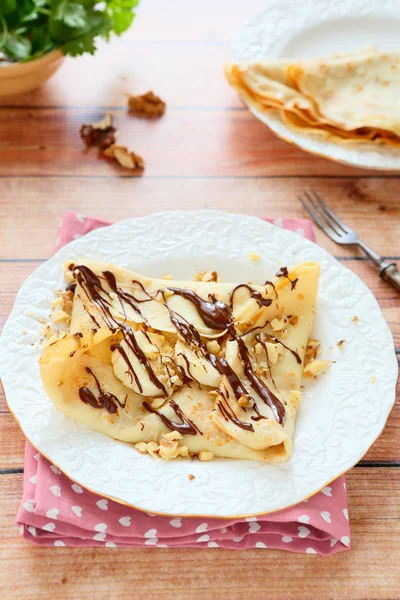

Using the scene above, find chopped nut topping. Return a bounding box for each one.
[163,430,183,441]
[337,340,346,349]
[135,442,147,453]
[128,91,166,117]
[238,395,251,408]
[80,113,117,150]
[370,375,376,383]
[206,340,221,355]
[194,270,219,282]
[145,441,160,457]
[287,315,298,326]
[271,316,288,331]
[352,316,359,324]
[304,339,320,365]
[188,473,196,481]
[103,145,144,170]
[159,438,179,460]
[61,291,74,314]
[198,451,214,462]
[264,342,284,365]
[51,310,70,324]
[249,252,261,262]
[177,446,189,458]
[303,359,331,379]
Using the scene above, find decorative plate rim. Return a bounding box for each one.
[1,210,398,517]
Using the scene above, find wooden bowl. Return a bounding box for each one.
[0,49,64,98]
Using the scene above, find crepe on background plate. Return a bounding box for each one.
[226,48,400,147]
[40,259,323,463]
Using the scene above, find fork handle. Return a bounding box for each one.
[380,263,400,292]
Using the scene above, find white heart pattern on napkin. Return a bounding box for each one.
[248,522,261,533]
[94,523,107,533]
[197,534,210,543]
[50,485,61,497]
[297,515,310,524]
[96,499,108,511]
[93,532,106,542]
[256,542,267,548]
[43,522,56,532]
[195,523,208,534]
[144,528,157,538]
[119,516,131,527]
[71,484,83,494]
[321,486,332,497]
[71,506,82,517]
[169,518,182,528]
[321,511,331,523]
[298,526,310,538]
[23,499,36,513]
[46,508,59,520]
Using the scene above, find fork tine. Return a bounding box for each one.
[303,191,343,237]
[310,190,349,234]
[297,195,333,235]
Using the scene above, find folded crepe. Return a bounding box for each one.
[40,259,320,462]
[226,48,400,147]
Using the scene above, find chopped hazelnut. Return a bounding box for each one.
[188,474,195,481]
[352,316,359,324]
[128,91,166,117]
[304,339,320,365]
[265,342,284,364]
[201,271,219,282]
[287,315,298,326]
[303,359,331,379]
[145,441,160,457]
[163,430,183,441]
[206,340,221,355]
[159,438,179,460]
[135,442,147,453]
[51,310,70,324]
[198,451,214,462]
[249,252,261,262]
[61,291,74,313]
[271,316,288,331]
[238,395,251,408]
[176,446,189,458]
[337,340,345,349]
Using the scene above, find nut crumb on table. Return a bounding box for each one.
[128,91,166,117]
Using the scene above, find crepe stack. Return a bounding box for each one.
[225,49,400,147]
[40,259,323,463]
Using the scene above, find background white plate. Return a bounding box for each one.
[0,211,397,517]
[232,0,400,171]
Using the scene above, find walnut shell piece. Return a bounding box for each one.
[103,145,145,170]
[128,91,166,117]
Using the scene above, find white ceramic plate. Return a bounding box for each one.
[0,211,397,517]
[232,0,400,170]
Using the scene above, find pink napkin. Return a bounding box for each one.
[17,212,350,554]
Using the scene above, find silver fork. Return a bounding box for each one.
[298,190,400,292]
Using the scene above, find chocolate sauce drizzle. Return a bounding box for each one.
[74,266,168,407]
[165,292,286,427]
[79,367,126,414]
[230,284,272,309]
[168,288,232,331]
[276,266,298,290]
[142,400,202,435]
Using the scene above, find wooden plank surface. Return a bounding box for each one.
[0,1,400,598]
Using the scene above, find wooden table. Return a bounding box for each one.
[1,1,399,598]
